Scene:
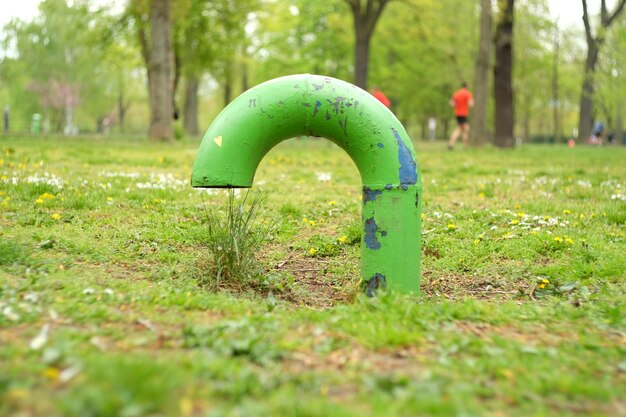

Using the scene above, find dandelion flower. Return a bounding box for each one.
[308,220,316,226]
[328,201,336,206]
[478,192,485,198]
[338,235,348,244]
[51,213,61,220]
[309,248,317,255]
[35,198,44,204]
[421,213,425,220]
[563,209,571,215]
[553,236,563,243]
[447,223,456,230]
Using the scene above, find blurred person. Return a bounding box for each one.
[371,86,391,108]
[447,82,474,150]
[588,120,605,145]
[428,117,437,140]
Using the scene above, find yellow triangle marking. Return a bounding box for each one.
[213,135,223,147]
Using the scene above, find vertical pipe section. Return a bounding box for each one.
[191,74,422,294]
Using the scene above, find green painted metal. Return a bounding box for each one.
[191,74,422,294]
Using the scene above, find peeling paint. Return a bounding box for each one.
[377,143,384,148]
[313,100,322,116]
[366,273,387,297]
[391,127,417,185]
[363,187,382,202]
[338,115,348,136]
[364,217,381,250]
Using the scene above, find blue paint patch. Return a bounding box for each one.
[366,273,387,297]
[377,143,384,148]
[381,230,387,237]
[385,184,393,190]
[363,187,382,202]
[364,217,381,250]
[313,100,322,116]
[391,127,417,185]
[401,184,408,191]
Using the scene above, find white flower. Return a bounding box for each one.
[315,172,332,182]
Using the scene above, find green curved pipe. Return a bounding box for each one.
[191,74,422,294]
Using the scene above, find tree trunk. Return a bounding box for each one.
[552,24,561,143]
[616,101,624,145]
[184,75,199,136]
[578,40,599,142]
[117,89,127,133]
[148,0,173,141]
[493,0,515,148]
[578,0,626,143]
[346,0,389,90]
[471,0,492,146]
[223,68,232,107]
[354,25,370,89]
[242,63,249,92]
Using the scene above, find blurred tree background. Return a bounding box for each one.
[0,0,624,145]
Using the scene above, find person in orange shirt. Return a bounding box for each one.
[448,82,474,149]
[371,86,391,108]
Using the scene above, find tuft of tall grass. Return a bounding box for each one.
[199,190,275,290]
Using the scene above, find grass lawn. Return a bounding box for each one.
[1,136,625,417]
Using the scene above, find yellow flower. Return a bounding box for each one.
[553,236,563,243]
[478,192,485,198]
[337,235,348,244]
[579,213,585,219]
[563,209,571,215]
[302,217,308,223]
[51,213,61,220]
[328,201,336,206]
[511,219,519,225]
[309,248,317,255]
[39,192,55,200]
[516,212,524,218]
[421,213,425,220]
[308,220,316,226]
[158,157,165,163]
[35,198,44,204]
[537,283,547,289]
[514,204,521,209]
[447,223,456,230]
[565,238,574,245]
[106,197,113,201]
[0,159,3,166]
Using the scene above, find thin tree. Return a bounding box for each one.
[493,0,515,148]
[552,22,561,143]
[472,0,492,146]
[132,0,174,141]
[578,0,626,142]
[344,0,390,89]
